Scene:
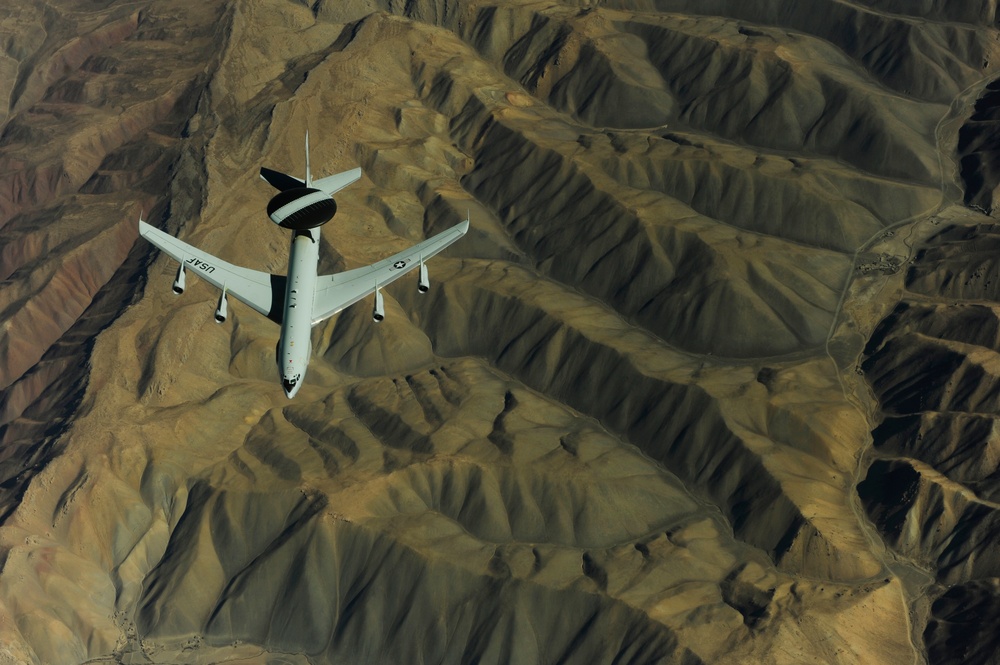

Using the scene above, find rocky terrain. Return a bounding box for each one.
[0,0,998,663]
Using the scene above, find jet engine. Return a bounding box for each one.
[373,287,385,322]
[266,187,337,230]
[418,262,429,293]
[172,264,186,295]
[215,289,228,324]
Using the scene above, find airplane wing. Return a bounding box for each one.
[312,218,469,324]
[139,220,287,324]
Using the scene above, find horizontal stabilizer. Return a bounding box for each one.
[260,167,305,192]
[313,167,362,196]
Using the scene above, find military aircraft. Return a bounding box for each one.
[139,134,469,398]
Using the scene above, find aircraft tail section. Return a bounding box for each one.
[313,168,362,195]
[260,167,304,191]
[305,130,312,187]
[260,166,362,195]
[259,132,362,194]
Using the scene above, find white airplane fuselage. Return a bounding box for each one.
[279,227,320,398]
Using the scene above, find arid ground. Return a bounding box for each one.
[1,1,1000,663]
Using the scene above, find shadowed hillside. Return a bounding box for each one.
[0,0,998,663]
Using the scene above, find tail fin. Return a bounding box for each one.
[259,133,364,193]
[259,130,312,191]
[305,130,312,188]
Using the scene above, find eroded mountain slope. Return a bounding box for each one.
[860,218,1000,665]
[0,0,997,663]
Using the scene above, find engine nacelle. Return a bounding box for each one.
[373,288,385,322]
[215,289,228,324]
[267,187,337,230]
[172,264,186,295]
[418,262,429,293]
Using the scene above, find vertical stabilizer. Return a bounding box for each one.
[305,130,312,187]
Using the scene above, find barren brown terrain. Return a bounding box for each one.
[0,0,999,663]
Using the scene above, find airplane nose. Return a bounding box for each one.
[282,377,300,398]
